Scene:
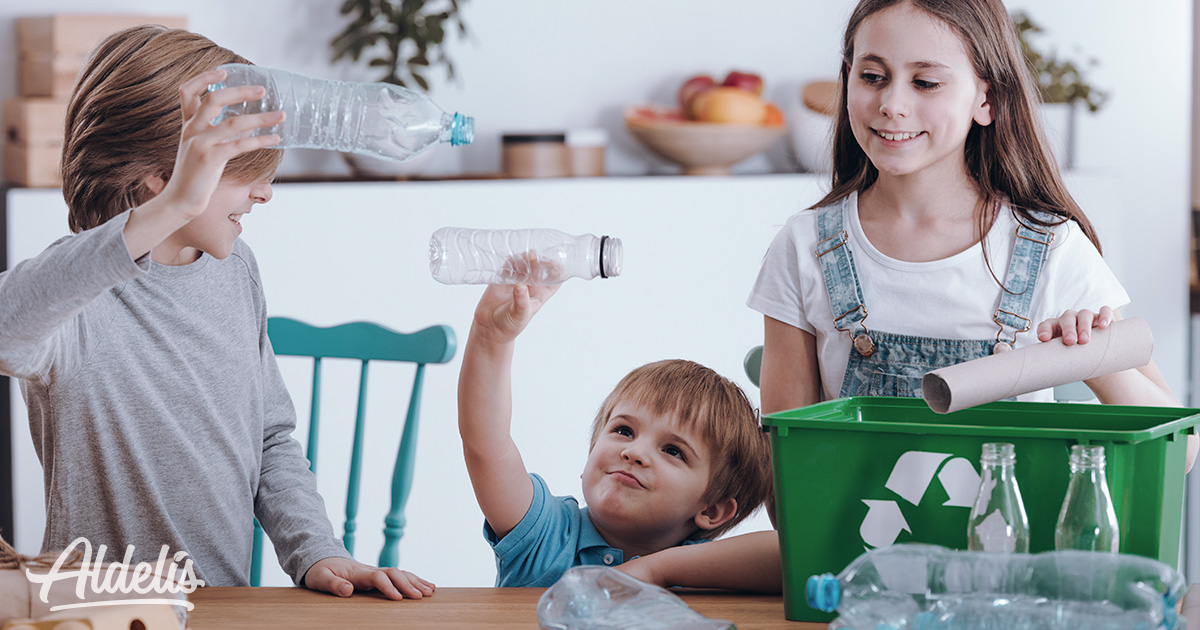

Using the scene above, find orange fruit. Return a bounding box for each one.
[763,103,785,126]
[691,87,766,124]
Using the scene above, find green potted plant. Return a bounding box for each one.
[1012,11,1107,169]
[330,0,469,176]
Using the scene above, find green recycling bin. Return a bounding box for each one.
[761,397,1199,623]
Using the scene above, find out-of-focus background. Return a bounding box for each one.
[1,0,1197,589]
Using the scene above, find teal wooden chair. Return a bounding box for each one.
[250,317,456,586]
[744,345,763,388]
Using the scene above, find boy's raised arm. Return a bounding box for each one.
[459,283,559,539]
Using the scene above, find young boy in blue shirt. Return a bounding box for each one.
[458,284,779,589]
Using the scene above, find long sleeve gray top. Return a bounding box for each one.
[0,210,350,586]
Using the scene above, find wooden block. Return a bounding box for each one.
[16,15,188,97]
[3,99,69,147]
[17,55,87,97]
[3,143,62,188]
[17,15,188,56]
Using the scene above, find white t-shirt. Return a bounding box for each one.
[747,192,1130,402]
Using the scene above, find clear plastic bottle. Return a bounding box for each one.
[207,63,474,162]
[537,566,733,630]
[966,442,1030,553]
[806,543,1185,630]
[429,227,622,285]
[1055,444,1120,553]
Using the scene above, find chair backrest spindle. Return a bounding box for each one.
[249,317,456,585]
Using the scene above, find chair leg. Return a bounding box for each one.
[250,519,264,586]
[380,365,425,568]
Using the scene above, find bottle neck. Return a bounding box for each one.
[439,112,474,146]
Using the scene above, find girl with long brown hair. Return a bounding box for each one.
[749,0,1186,456]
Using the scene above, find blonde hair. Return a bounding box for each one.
[62,25,282,233]
[814,0,1103,253]
[589,360,773,540]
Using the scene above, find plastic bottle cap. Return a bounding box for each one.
[805,573,840,612]
[451,113,474,146]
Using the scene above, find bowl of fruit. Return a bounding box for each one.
[625,71,787,176]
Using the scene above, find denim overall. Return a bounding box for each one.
[815,198,1053,398]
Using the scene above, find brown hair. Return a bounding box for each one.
[589,360,773,540]
[62,25,282,233]
[813,0,1102,253]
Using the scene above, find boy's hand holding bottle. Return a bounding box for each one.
[471,264,561,347]
[164,69,282,217]
[124,69,283,261]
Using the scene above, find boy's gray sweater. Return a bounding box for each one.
[0,210,349,586]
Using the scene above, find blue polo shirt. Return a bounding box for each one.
[484,473,707,586]
[484,473,626,587]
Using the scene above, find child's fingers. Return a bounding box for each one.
[204,131,281,164]
[1036,318,1060,342]
[367,570,407,600]
[384,568,432,598]
[308,568,354,598]
[185,84,270,135]
[177,69,228,119]
[204,109,285,145]
[1075,309,1096,344]
[511,284,530,314]
[1096,305,1115,328]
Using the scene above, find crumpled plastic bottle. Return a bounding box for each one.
[537,566,733,630]
[807,543,1185,630]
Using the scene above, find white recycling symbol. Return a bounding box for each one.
[859,451,980,549]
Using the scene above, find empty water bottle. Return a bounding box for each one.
[806,543,1185,630]
[207,63,473,162]
[537,566,732,630]
[1055,444,1120,553]
[966,442,1029,553]
[429,227,622,285]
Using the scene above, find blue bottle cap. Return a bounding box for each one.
[806,573,840,612]
[450,113,474,146]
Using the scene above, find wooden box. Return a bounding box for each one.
[3,143,61,188]
[16,14,188,97]
[2,99,67,187]
[3,98,68,147]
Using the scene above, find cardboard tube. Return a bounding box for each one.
[921,317,1153,414]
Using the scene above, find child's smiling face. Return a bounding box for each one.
[581,400,720,547]
[846,2,992,180]
[164,175,273,263]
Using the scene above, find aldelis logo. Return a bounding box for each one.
[24,537,204,611]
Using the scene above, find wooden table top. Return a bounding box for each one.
[186,587,827,629]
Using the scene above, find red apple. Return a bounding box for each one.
[678,74,717,118]
[722,70,764,96]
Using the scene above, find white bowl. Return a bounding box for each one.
[787,102,834,174]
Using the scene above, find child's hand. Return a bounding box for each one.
[303,557,435,600]
[158,68,284,219]
[471,283,560,346]
[615,556,665,587]
[1036,306,1115,346]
